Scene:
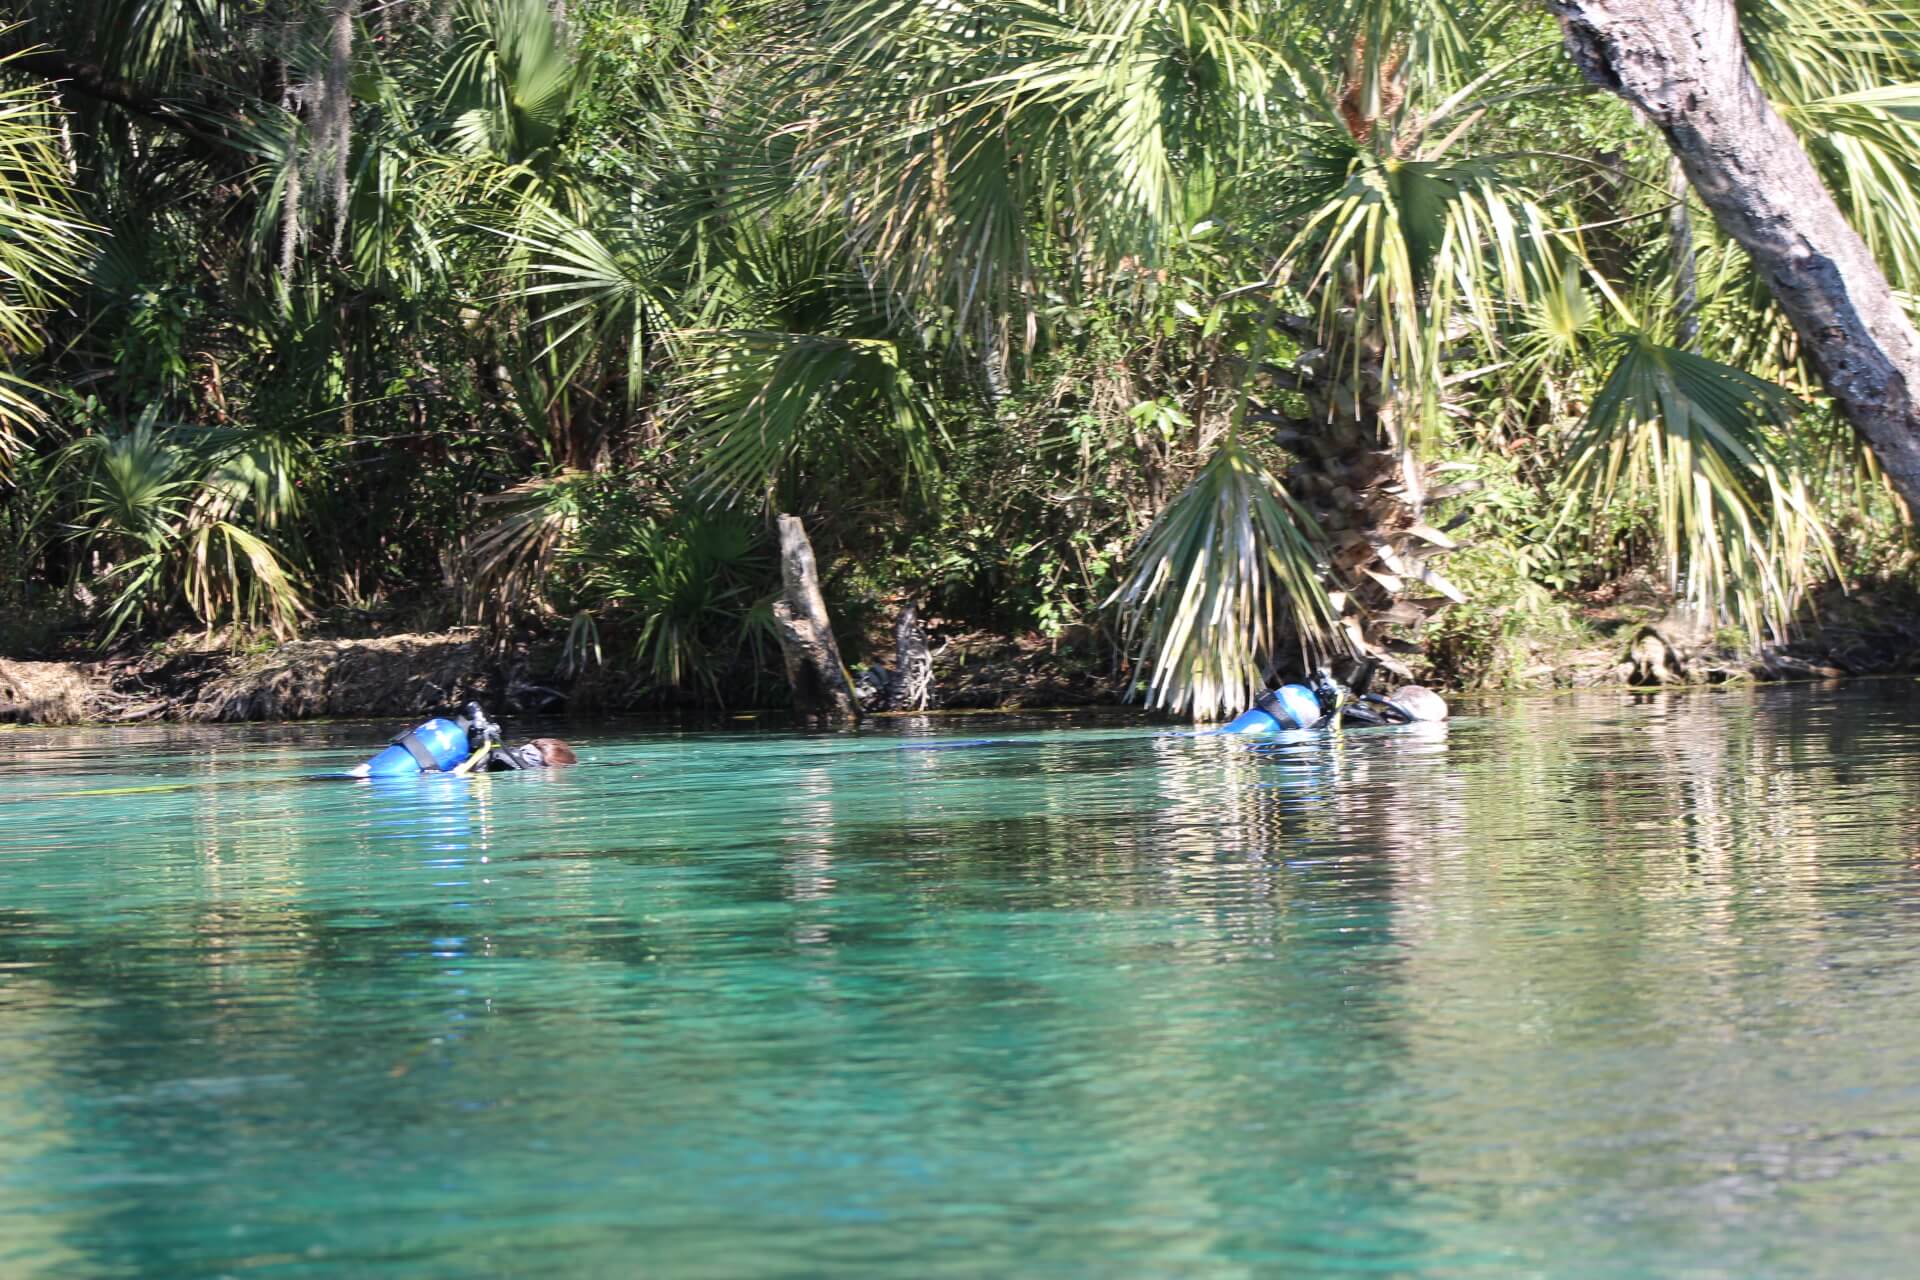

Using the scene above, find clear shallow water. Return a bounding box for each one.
[2,687,1919,1278]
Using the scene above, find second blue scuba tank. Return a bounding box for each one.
[361,717,471,776]
[1219,682,1328,734]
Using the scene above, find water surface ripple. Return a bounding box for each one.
[2,685,1919,1277]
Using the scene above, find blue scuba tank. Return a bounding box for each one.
[1219,683,1326,734]
[361,717,470,776]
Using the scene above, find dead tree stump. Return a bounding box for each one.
[1627,627,1686,685]
[771,514,861,721]
[891,601,935,710]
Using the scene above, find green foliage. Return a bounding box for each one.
[0,0,1913,718]
[59,422,306,640]
[560,497,773,699]
[680,331,941,504]
[456,465,778,701]
[442,0,588,164]
[1419,454,1604,687]
[1567,334,1835,641]
[459,469,591,626]
[0,39,92,451]
[778,0,1284,328]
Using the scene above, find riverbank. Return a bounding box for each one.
[1,633,508,727]
[1,580,1906,726]
[0,627,1116,726]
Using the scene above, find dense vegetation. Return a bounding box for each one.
[2,0,1916,717]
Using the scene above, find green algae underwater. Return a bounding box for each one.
[2,685,1919,1278]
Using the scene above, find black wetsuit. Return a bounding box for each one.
[1337,695,1419,727]
[480,743,550,771]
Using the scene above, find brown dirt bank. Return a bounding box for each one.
[0,633,515,726]
[0,627,1119,725]
[0,594,1911,727]
[0,658,98,724]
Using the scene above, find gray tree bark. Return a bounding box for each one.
[1547,0,1920,510]
[1666,155,1700,351]
[770,514,861,721]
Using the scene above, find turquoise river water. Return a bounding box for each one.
[2,684,1920,1278]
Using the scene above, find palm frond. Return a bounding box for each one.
[61,421,308,639]
[69,425,192,542]
[457,470,591,625]
[676,329,940,505]
[0,41,96,451]
[82,0,233,90]
[1784,85,1920,292]
[182,520,307,640]
[566,505,767,697]
[784,0,1285,330]
[1281,141,1562,445]
[492,199,675,401]
[1107,434,1336,721]
[1565,334,1836,640]
[195,432,308,530]
[440,0,584,164]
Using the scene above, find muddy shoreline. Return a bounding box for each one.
[0,606,1898,727]
[0,628,1118,726]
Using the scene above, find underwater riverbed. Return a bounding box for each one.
[2,685,1919,1277]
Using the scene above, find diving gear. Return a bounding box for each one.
[361,717,471,776]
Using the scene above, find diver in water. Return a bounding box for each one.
[352,703,576,776]
[1222,661,1448,734]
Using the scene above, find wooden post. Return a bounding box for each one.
[771,514,861,721]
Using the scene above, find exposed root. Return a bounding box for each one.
[0,659,101,724]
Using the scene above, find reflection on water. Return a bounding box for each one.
[3,687,1920,1276]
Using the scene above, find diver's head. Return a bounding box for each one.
[529,738,578,766]
[1385,686,1449,722]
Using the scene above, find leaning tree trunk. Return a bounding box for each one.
[770,514,862,721]
[1547,0,1920,512]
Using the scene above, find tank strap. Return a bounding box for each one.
[391,730,440,772]
[1253,689,1295,727]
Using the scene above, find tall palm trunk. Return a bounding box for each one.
[1548,0,1920,511]
[1255,321,1455,674]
